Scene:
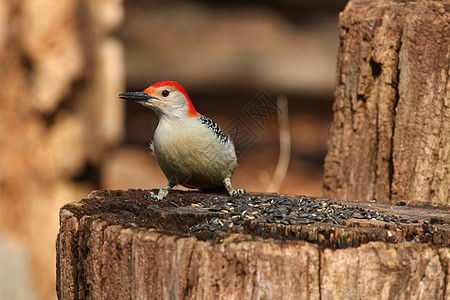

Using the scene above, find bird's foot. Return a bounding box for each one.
[149,188,169,201]
[229,188,246,198]
[148,181,176,200]
[224,177,245,198]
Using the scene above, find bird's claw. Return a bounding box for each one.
[149,189,169,201]
[230,188,246,198]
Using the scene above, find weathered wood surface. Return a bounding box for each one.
[323,0,450,204]
[57,190,450,299]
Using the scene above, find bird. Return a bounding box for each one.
[119,81,245,200]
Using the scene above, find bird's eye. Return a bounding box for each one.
[161,90,170,97]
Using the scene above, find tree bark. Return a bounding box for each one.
[57,190,450,299]
[323,0,450,204]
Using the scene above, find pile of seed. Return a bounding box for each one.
[189,195,406,234]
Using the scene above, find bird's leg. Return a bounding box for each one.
[224,177,245,198]
[149,181,176,200]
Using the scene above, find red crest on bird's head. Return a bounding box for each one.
[144,81,199,117]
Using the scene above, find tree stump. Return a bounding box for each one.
[57,190,450,299]
[323,0,450,204]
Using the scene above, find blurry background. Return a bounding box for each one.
[0,0,346,299]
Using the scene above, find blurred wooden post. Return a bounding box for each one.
[323,0,450,204]
[0,0,125,298]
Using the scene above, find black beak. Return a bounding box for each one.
[119,91,155,102]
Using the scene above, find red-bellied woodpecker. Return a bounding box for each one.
[119,81,245,200]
